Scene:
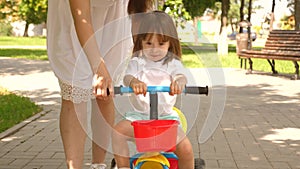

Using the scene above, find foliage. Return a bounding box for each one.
[0,0,20,21]
[0,87,42,133]
[287,0,295,14]
[159,0,191,28]
[18,0,47,25]
[0,22,13,36]
[228,0,240,31]
[18,0,47,36]
[280,15,295,30]
[182,0,217,18]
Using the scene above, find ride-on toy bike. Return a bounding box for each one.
[112,85,208,169]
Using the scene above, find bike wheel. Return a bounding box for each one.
[194,158,205,169]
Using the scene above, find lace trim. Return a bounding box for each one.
[59,80,95,103]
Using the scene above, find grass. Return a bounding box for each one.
[181,48,296,74]
[0,87,42,133]
[0,36,46,46]
[0,36,46,133]
[0,36,296,73]
[0,48,48,60]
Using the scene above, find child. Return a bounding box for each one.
[112,11,194,169]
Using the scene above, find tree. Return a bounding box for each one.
[18,0,47,36]
[182,0,217,18]
[239,0,245,32]
[296,0,300,30]
[228,0,240,32]
[218,0,230,55]
[269,0,275,31]
[0,0,20,21]
[160,0,191,27]
[286,0,300,30]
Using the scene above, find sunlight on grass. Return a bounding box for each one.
[0,36,46,46]
[182,49,296,75]
[0,48,48,60]
[182,49,240,68]
[0,87,42,133]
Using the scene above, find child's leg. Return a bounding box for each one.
[112,120,134,168]
[175,131,194,169]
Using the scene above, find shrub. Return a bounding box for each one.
[0,22,13,36]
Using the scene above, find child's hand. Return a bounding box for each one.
[170,80,185,96]
[130,79,147,96]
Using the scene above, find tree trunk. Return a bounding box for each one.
[23,22,29,37]
[247,0,252,49]
[218,0,230,56]
[295,0,300,30]
[269,0,275,31]
[239,0,245,33]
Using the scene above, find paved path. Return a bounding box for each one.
[0,57,300,169]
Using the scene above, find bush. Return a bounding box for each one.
[0,22,13,36]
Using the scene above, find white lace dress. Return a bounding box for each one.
[47,0,132,103]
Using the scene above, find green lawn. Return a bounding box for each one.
[0,48,48,60]
[181,47,296,74]
[0,87,42,133]
[0,36,46,46]
[0,36,46,133]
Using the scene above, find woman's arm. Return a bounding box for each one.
[69,0,113,97]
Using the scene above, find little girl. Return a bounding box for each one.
[112,11,195,169]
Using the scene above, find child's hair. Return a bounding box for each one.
[132,11,182,64]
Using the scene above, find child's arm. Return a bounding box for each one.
[170,74,187,96]
[124,75,147,96]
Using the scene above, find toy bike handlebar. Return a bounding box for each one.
[114,86,208,95]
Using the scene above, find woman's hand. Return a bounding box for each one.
[93,62,114,99]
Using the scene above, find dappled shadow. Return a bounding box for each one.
[195,81,300,168]
[0,57,60,111]
[15,87,61,108]
[244,69,299,80]
[0,57,51,76]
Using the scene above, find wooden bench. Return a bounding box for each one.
[238,30,300,79]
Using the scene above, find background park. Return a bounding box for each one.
[0,0,300,169]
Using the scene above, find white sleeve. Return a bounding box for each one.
[125,58,139,77]
[169,60,188,78]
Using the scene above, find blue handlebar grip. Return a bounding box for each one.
[114,86,208,95]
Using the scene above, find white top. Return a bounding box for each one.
[47,0,132,89]
[125,56,188,116]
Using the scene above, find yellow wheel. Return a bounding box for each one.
[173,107,187,133]
[135,153,170,169]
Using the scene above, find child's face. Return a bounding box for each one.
[142,34,170,62]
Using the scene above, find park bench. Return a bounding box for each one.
[238,30,300,79]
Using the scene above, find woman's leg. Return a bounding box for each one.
[91,97,115,164]
[60,99,87,169]
[112,120,134,168]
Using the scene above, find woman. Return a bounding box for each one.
[47,0,131,168]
